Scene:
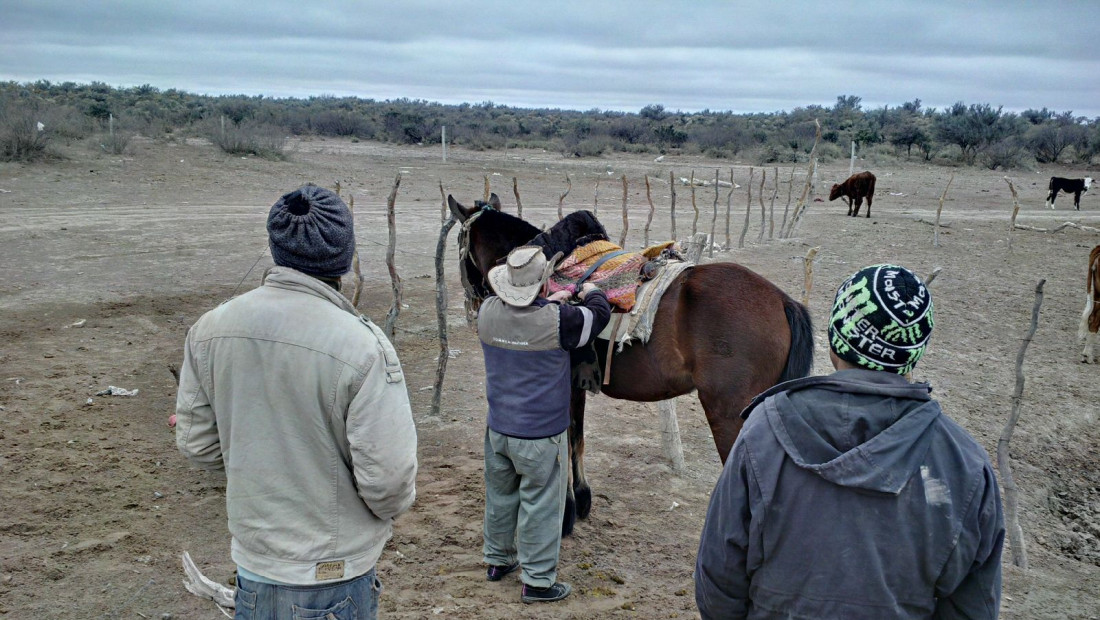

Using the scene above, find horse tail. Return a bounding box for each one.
[780,296,814,382]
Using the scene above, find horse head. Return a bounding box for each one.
[447,193,540,317]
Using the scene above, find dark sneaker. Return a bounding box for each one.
[486,561,519,582]
[521,582,572,603]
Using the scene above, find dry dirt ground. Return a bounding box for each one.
[1,137,1099,619]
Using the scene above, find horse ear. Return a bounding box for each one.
[447,195,474,222]
[488,193,502,210]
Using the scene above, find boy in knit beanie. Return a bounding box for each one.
[696,264,1005,619]
[176,184,417,619]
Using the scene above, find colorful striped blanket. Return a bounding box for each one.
[547,240,672,311]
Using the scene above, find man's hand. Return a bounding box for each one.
[579,283,599,300]
[547,289,572,303]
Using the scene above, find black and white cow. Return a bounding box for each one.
[1046,176,1093,210]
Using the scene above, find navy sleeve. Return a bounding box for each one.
[557,290,612,350]
[695,442,754,619]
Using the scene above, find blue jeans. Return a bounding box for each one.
[234,568,382,620]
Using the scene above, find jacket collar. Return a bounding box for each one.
[741,368,931,420]
[261,266,360,317]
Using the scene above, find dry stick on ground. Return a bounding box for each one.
[669,171,677,240]
[659,400,686,474]
[643,174,655,247]
[709,169,719,257]
[431,215,458,417]
[781,165,796,233]
[739,167,755,248]
[783,119,822,238]
[512,177,523,219]
[934,172,955,247]
[999,278,1045,570]
[924,267,943,287]
[384,173,403,340]
[756,169,767,243]
[483,175,490,202]
[690,170,699,236]
[769,166,779,240]
[1005,176,1021,249]
[348,194,364,307]
[558,174,571,221]
[619,175,629,247]
[801,247,820,307]
[724,168,735,251]
[1015,221,1100,233]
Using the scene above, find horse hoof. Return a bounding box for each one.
[575,486,592,520]
[562,496,577,537]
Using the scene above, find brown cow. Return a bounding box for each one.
[1079,244,1100,363]
[829,171,876,218]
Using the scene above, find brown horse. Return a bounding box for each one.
[449,194,814,534]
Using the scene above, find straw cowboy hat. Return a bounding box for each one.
[488,246,563,307]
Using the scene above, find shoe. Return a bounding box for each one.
[521,582,572,603]
[486,561,519,582]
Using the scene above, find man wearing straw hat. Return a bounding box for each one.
[477,245,611,604]
[695,264,1004,619]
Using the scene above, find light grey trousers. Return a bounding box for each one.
[482,427,568,588]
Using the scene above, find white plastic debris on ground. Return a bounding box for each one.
[96,386,139,396]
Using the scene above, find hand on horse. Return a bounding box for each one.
[578,283,599,301]
[547,289,573,303]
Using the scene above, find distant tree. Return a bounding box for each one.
[640,104,667,121]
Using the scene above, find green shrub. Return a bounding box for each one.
[0,95,51,161]
[207,117,288,159]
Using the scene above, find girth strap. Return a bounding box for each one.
[575,250,630,288]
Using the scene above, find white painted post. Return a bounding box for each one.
[849,141,856,177]
[659,400,685,473]
[441,126,447,162]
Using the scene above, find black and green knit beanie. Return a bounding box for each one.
[829,264,934,374]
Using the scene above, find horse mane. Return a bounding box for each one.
[530,210,609,259]
[475,207,540,246]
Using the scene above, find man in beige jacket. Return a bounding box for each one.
[175,184,418,619]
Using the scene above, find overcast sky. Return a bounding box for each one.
[4,1,1100,118]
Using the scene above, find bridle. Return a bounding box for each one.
[456,202,494,320]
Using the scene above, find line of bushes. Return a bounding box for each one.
[3,81,1098,170]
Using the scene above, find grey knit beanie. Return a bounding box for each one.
[267,184,355,278]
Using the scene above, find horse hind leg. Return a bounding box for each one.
[570,388,592,520]
[562,388,590,536]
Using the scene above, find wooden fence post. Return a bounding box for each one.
[558,174,571,221]
[512,176,523,219]
[483,175,490,202]
[690,170,699,236]
[782,120,821,238]
[619,175,629,247]
[739,167,754,249]
[643,174,655,247]
[781,165,795,233]
[1005,176,1021,249]
[724,168,734,251]
[431,216,458,417]
[348,194,364,307]
[659,400,685,473]
[934,172,955,247]
[769,166,779,240]
[801,247,820,307]
[384,174,403,340]
[998,279,1045,570]
[669,171,677,241]
[709,169,719,258]
[594,176,600,217]
[756,169,767,243]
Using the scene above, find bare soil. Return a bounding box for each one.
[1,137,1099,619]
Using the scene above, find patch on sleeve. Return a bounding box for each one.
[315,560,345,581]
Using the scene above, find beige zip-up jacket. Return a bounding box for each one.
[175,267,417,584]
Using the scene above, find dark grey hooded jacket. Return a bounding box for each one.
[695,369,1004,619]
